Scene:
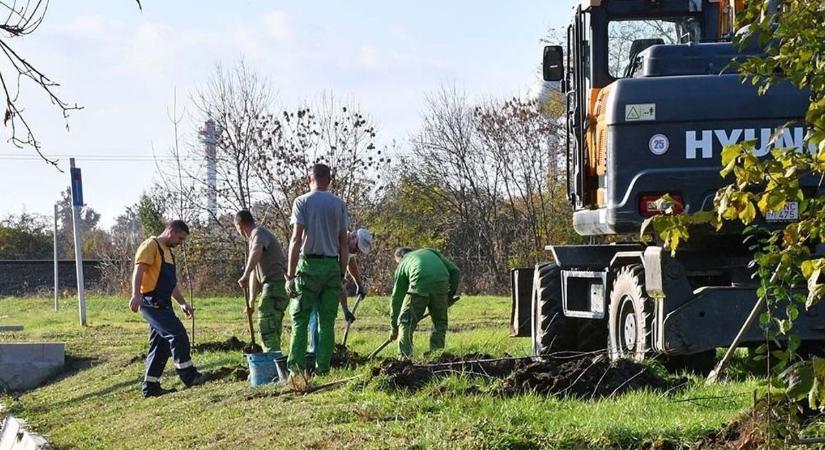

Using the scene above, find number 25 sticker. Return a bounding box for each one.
[649,134,669,155]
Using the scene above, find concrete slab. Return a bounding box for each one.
[0,405,52,450]
[0,327,23,333]
[0,344,64,392]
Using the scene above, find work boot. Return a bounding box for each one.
[184,371,213,387]
[142,382,177,398]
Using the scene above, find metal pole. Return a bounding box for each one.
[69,158,87,326]
[706,266,780,384]
[53,203,59,311]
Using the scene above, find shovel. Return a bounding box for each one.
[341,292,366,347]
[368,337,393,360]
[243,286,256,348]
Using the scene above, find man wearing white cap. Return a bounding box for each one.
[307,228,373,354]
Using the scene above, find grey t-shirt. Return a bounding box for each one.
[249,226,286,282]
[290,190,349,257]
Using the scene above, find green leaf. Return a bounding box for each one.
[781,360,814,401]
[788,304,800,322]
[802,259,818,279]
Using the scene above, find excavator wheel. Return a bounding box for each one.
[532,262,576,355]
[608,264,652,362]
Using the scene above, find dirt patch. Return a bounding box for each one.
[372,354,683,399]
[210,365,250,382]
[124,353,146,366]
[499,355,679,398]
[330,344,368,369]
[243,344,263,354]
[697,398,819,449]
[192,336,247,353]
[190,336,263,354]
[698,413,765,450]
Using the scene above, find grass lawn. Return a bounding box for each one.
[0,294,763,449]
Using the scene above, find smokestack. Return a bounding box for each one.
[198,119,218,218]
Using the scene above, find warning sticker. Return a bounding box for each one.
[625,104,656,122]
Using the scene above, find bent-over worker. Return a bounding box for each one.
[388,247,461,358]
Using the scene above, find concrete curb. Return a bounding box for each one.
[0,405,52,450]
[0,344,65,392]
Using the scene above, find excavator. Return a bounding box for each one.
[510,0,820,371]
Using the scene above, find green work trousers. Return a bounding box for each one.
[288,257,342,375]
[397,292,449,358]
[257,279,289,353]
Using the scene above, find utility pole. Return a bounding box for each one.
[53,203,59,311]
[69,158,87,326]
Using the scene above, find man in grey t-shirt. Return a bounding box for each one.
[285,163,349,377]
[235,210,289,353]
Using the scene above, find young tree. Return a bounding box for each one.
[193,61,273,214]
[55,187,101,258]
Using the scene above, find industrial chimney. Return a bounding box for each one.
[198,119,218,218]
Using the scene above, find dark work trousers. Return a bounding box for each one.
[140,239,197,392]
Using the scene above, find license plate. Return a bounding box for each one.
[766,201,799,222]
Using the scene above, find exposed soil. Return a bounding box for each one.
[697,412,766,450]
[189,335,264,354]
[499,355,680,399]
[372,354,684,399]
[330,344,368,368]
[210,364,250,382]
[192,336,246,352]
[124,353,146,366]
[243,344,263,354]
[696,398,820,450]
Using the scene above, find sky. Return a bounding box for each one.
[0,0,570,228]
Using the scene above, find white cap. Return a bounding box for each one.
[356,228,373,255]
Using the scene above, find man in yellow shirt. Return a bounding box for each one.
[129,220,210,397]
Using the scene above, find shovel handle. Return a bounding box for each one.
[243,286,256,347]
[341,293,365,347]
[368,338,393,360]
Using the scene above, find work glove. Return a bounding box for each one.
[285,277,297,298]
[343,306,356,323]
[389,328,398,341]
[448,296,460,307]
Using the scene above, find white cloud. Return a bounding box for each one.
[359,44,379,68]
[264,11,293,41]
[50,14,123,40]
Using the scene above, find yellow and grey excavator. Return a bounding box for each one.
[510,0,817,373]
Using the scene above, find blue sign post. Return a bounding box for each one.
[69,158,87,326]
[70,167,83,207]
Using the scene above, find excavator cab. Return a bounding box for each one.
[547,0,722,216]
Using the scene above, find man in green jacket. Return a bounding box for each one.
[388,247,461,358]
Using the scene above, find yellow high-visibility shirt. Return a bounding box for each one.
[134,237,174,294]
